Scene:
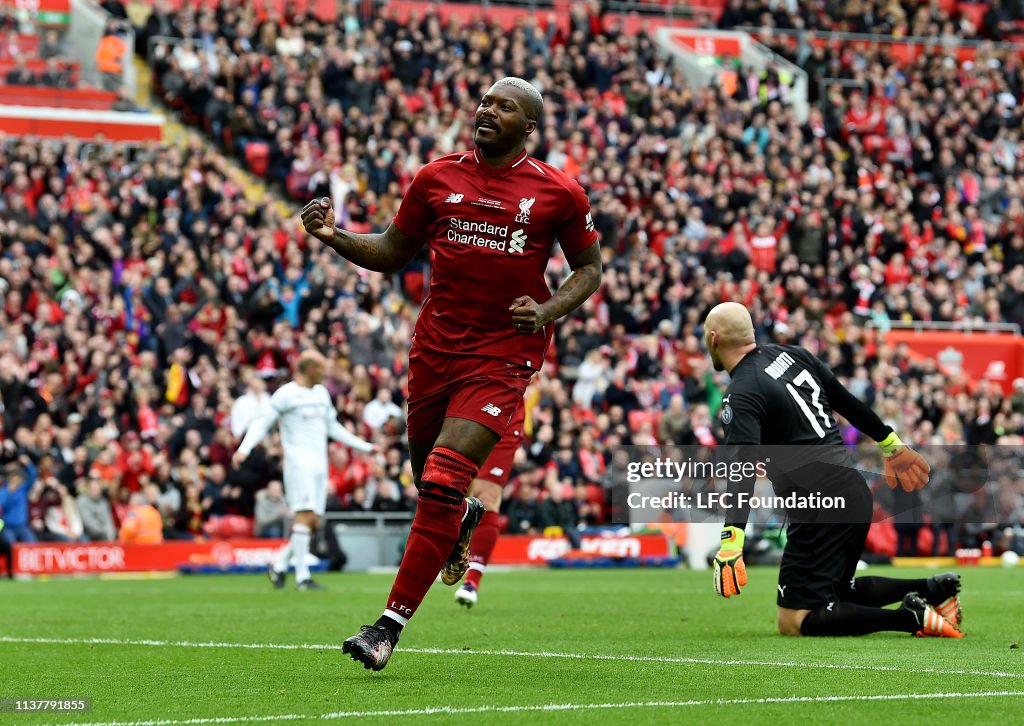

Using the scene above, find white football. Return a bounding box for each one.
[1001,550,1020,568]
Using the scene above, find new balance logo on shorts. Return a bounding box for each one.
[481,403,502,417]
[445,193,464,203]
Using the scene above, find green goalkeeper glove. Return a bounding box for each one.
[713,526,747,598]
[878,432,930,493]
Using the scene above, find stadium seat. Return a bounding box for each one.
[628,409,662,436]
[957,2,989,30]
[866,520,897,557]
[285,171,311,201]
[202,515,255,539]
[245,142,270,177]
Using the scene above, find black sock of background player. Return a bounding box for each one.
[800,602,919,636]
[843,576,930,608]
[0,541,11,578]
[374,615,403,642]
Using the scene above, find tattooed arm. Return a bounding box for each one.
[510,242,603,334]
[300,198,422,274]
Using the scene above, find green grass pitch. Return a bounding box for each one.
[1,566,1021,724]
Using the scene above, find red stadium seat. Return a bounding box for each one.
[957,2,989,30]
[245,142,270,177]
[584,483,606,521]
[285,171,311,201]
[202,515,255,539]
[627,409,662,436]
[865,520,896,556]
[0,59,80,85]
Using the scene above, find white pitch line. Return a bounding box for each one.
[2,635,1021,682]
[50,691,1024,726]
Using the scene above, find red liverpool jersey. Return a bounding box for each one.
[394,148,599,368]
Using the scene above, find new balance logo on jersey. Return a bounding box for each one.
[490,467,505,477]
[481,403,502,417]
[764,351,796,380]
[515,196,535,224]
[445,193,464,203]
[585,212,595,232]
[509,229,528,253]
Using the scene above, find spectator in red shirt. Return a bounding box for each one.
[116,432,155,493]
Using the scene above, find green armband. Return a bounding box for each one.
[877,432,904,457]
[720,525,744,553]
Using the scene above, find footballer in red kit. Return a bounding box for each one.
[301,77,602,671]
[400,143,597,446]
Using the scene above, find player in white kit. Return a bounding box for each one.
[233,349,374,590]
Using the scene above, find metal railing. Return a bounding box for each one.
[321,510,413,571]
[867,320,1021,335]
[375,0,708,21]
[735,25,1024,54]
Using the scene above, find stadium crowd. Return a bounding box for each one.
[1,0,1024,559]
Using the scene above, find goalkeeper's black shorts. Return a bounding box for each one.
[777,519,871,610]
[776,470,874,610]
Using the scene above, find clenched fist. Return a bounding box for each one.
[301,197,336,244]
[509,296,552,335]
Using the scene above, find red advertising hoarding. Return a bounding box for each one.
[668,32,742,59]
[490,533,672,565]
[13,539,287,575]
[10,534,672,574]
[885,330,1024,394]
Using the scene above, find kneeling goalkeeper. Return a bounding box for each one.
[703,302,962,638]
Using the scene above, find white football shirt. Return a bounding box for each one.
[236,382,372,465]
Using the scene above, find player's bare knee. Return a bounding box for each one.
[777,609,805,637]
[469,479,502,512]
[433,418,499,467]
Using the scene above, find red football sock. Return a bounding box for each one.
[385,448,478,623]
[464,510,500,590]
